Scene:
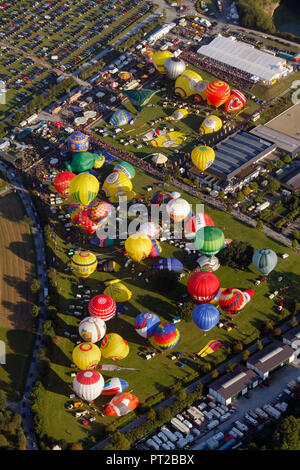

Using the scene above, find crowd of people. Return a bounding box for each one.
[181,51,255,92]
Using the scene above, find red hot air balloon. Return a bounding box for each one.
[79,209,98,234]
[88,295,116,321]
[224,89,246,113]
[206,80,231,108]
[185,212,214,240]
[218,288,247,316]
[187,271,220,303]
[53,171,76,197]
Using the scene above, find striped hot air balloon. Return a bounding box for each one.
[252,248,278,275]
[153,323,181,350]
[73,370,104,402]
[134,312,161,339]
[153,257,184,272]
[102,377,129,395]
[88,295,116,321]
[206,80,231,108]
[218,288,247,316]
[148,238,162,258]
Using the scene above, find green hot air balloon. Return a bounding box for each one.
[194,226,224,257]
[252,248,278,275]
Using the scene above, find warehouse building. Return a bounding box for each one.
[246,340,295,380]
[208,365,260,406]
[187,130,276,193]
[282,324,300,359]
[197,35,290,85]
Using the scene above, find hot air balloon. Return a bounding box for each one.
[218,288,247,316]
[206,80,231,108]
[90,235,115,248]
[72,342,101,370]
[67,131,89,152]
[71,251,98,278]
[187,271,220,303]
[102,172,133,199]
[102,377,129,395]
[151,131,185,148]
[200,115,223,135]
[167,108,188,122]
[152,50,174,73]
[164,56,186,80]
[109,109,132,126]
[252,248,278,275]
[88,294,116,321]
[73,370,104,402]
[125,233,152,262]
[104,280,132,303]
[109,190,137,203]
[175,70,202,98]
[185,212,214,240]
[191,145,215,172]
[166,198,191,222]
[105,392,139,416]
[100,333,130,361]
[148,238,162,258]
[79,316,106,343]
[68,203,82,224]
[69,173,99,206]
[194,226,225,257]
[243,289,254,304]
[193,303,220,335]
[153,323,181,350]
[113,161,135,179]
[97,259,120,273]
[151,191,173,206]
[194,80,208,102]
[87,200,114,224]
[78,209,98,234]
[153,257,184,272]
[139,222,162,239]
[196,255,220,272]
[134,312,161,339]
[53,171,76,197]
[171,191,181,199]
[224,89,246,113]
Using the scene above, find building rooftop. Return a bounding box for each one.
[246,340,295,374]
[282,324,300,345]
[250,124,300,156]
[209,364,259,400]
[197,35,289,82]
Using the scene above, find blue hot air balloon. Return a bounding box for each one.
[102,377,129,395]
[153,257,184,273]
[134,312,161,339]
[192,303,220,335]
[252,248,278,275]
[109,109,132,126]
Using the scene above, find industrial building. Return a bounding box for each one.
[208,365,259,406]
[197,35,290,85]
[282,324,300,359]
[187,130,276,193]
[146,22,176,45]
[246,341,295,380]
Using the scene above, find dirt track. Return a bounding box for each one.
[0,192,34,330]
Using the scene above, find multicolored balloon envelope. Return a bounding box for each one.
[87,200,114,224]
[185,212,214,239]
[153,257,184,272]
[175,69,202,98]
[134,312,161,339]
[109,109,132,126]
[69,203,82,224]
[88,295,117,321]
[79,316,107,343]
[90,236,115,248]
[193,303,220,334]
[197,340,222,357]
[151,191,173,206]
[73,370,104,402]
[100,333,130,361]
[53,171,76,197]
[72,342,101,370]
[105,392,139,416]
[138,222,162,239]
[252,248,278,275]
[191,145,215,172]
[224,89,246,113]
[218,288,247,316]
[206,80,231,108]
[79,209,98,234]
[153,323,181,350]
[187,271,220,303]
[113,161,135,179]
[148,238,162,258]
[67,131,89,152]
[102,377,129,395]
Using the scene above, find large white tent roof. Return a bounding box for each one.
[197,35,288,82]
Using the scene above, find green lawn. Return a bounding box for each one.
[39,162,300,444]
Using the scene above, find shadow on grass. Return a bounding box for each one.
[7,234,34,263]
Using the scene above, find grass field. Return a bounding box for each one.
[0,192,36,400]
[39,159,300,444]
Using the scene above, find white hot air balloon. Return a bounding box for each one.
[73,370,105,402]
[166,198,191,222]
[79,316,107,343]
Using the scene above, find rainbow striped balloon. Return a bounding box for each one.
[153,323,181,350]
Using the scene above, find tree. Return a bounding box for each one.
[0,434,8,449]
[268,178,280,194]
[210,370,219,380]
[232,342,244,354]
[276,159,284,169]
[256,219,264,230]
[292,239,299,250]
[242,350,250,361]
[273,327,282,337]
[256,339,263,351]
[31,305,40,318]
[69,443,83,450]
[243,186,252,196]
[271,416,300,450]
[226,204,233,213]
[42,320,55,337]
[147,408,156,422]
[105,423,116,434]
[218,240,254,270]
[250,181,258,192]
[177,389,187,401]
[165,174,172,183]
[30,279,40,295]
[226,362,237,373]
[0,391,6,412]
[266,161,274,171]
[237,191,245,202]
[180,301,194,322]
[282,154,292,164]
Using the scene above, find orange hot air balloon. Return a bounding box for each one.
[206,80,231,108]
[53,171,76,197]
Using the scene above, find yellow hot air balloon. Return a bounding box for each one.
[174,70,202,98]
[109,190,137,203]
[200,115,223,135]
[102,172,133,199]
[69,173,99,206]
[71,251,98,278]
[125,233,152,262]
[167,108,189,122]
[72,342,101,370]
[191,145,215,172]
[152,50,173,74]
[151,131,185,148]
[104,280,132,303]
[100,333,130,361]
